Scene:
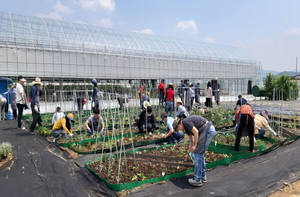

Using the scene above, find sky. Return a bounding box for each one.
[1,0,300,72]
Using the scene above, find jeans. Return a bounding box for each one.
[52,129,66,138]
[193,125,217,181]
[165,101,173,117]
[17,103,25,128]
[165,131,183,144]
[255,129,265,139]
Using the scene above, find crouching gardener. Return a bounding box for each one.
[161,112,184,144]
[173,115,216,187]
[85,108,104,134]
[51,113,75,140]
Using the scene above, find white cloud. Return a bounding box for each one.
[36,12,62,20]
[75,20,88,24]
[175,20,197,34]
[284,27,300,36]
[203,37,216,43]
[54,1,72,14]
[97,18,113,28]
[133,29,154,35]
[79,0,115,11]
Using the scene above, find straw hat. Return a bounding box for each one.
[214,77,218,80]
[197,80,201,84]
[143,101,151,109]
[32,77,43,85]
[176,100,183,105]
[67,113,74,122]
[7,84,14,89]
[168,83,174,89]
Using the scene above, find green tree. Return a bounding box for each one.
[264,73,275,100]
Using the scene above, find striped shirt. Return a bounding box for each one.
[254,114,271,134]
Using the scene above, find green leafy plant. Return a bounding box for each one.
[0,142,13,160]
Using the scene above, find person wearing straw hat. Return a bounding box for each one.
[195,80,201,105]
[172,115,216,187]
[165,83,175,117]
[212,77,221,105]
[85,108,104,135]
[8,84,17,119]
[52,113,75,141]
[254,109,277,139]
[29,77,43,135]
[16,75,27,130]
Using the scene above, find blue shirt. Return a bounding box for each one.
[179,83,186,94]
[30,85,40,106]
[195,84,200,95]
[166,117,174,132]
[236,98,247,106]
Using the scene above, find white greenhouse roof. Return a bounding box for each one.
[0,12,258,62]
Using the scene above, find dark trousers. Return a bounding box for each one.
[195,95,199,103]
[12,109,17,119]
[17,103,25,128]
[159,93,164,106]
[117,97,125,110]
[235,114,254,152]
[30,105,42,132]
[205,98,212,108]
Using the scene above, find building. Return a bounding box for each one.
[0,12,262,95]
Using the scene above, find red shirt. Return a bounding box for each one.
[158,83,165,94]
[166,88,174,101]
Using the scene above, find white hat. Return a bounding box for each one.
[32,77,43,85]
[143,101,151,109]
[197,80,201,84]
[214,77,218,80]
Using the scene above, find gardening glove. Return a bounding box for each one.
[270,128,277,136]
[87,129,92,134]
[99,130,104,135]
[68,133,74,137]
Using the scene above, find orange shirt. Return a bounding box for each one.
[235,105,254,123]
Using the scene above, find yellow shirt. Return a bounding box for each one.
[52,117,72,134]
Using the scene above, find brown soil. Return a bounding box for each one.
[268,179,300,197]
[0,154,14,170]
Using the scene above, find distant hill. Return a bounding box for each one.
[276,71,297,77]
[263,70,279,78]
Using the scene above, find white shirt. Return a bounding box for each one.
[16,83,24,104]
[52,112,65,124]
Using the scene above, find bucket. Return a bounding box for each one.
[5,112,14,120]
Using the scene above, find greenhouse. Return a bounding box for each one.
[0,12,262,95]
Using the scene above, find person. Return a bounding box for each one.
[172,115,216,187]
[234,95,248,110]
[165,83,175,117]
[140,93,150,110]
[117,95,129,110]
[52,113,75,140]
[254,110,277,139]
[178,80,186,105]
[0,95,7,121]
[212,77,221,105]
[161,112,184,144]
[234,104,255,152]
[91,78,99,111]
[29,77,43,135]
[194,80,201,105]
[77,97,87,112]
[16,75,28,130]
[158,79,165,107]
[205,81,212,108]
[52,106,65,125]
[176,101,189,119]
[188,84,195,111]
[85,108,104,134]
[136,104,156,133]
[8,84,17,119]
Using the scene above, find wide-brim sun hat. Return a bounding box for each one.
[32,77,43,85]
[67,113,74,122]
[7,84,14,89]
[176,100,183,105]
[143,101,151,109]
[197,80,201,84]
[260,110,269,120]
[172,117,181,130]
[168,83,174,89]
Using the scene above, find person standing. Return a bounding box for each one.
[77,97,87,113]
[117,95,129,110]
[8,84,17,119]
[165,83,175,117]
[91,78,99,111]
[29,77,43,135]
[194,80,201,105]
[212,77,221,105]
[16,75,27,130]
[205,81,212,108]
[0,95,7,121]
[161,112,184,144]
[85,108,104,134]
[173,115,216,187]
[188,84,195,111]
[178,80,186,105]
[158,79,165,107]
[234,104,255,152]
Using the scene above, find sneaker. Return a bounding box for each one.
[30,131,35,135]
[202,175,207,182]
[18,126,26,130]
[188,178,203,187]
